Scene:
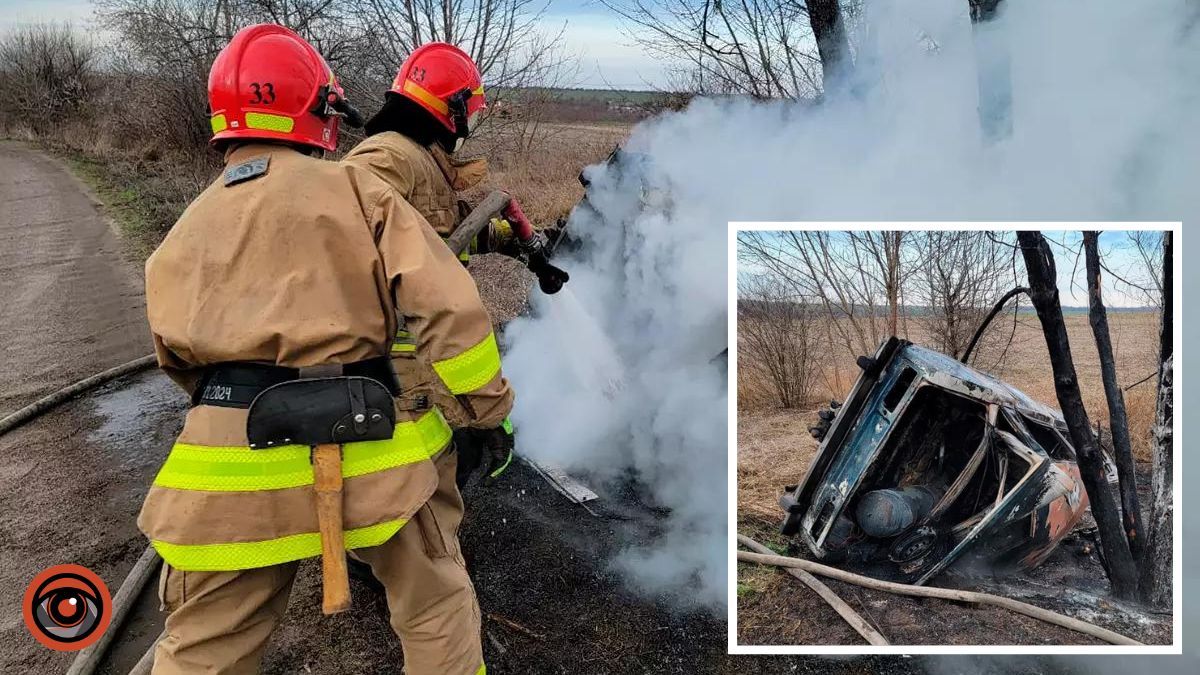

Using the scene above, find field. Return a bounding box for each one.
[735,310,1169,646]
[739,310,1162,512]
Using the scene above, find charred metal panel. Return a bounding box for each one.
[792,343,922,553]
[781,337,905,537]
[781,337,1106,586]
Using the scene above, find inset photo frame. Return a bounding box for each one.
[728,223,1182,655]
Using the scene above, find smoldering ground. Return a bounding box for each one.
[501,0,1196,612]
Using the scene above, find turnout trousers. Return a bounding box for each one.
[150,449,482,675]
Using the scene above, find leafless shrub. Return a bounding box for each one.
[349,1,574,144]
[738,230,912,358]
[0,8,593,248]
[90,1,571,153]
[353,0,560,86]
[910,230,1019,360]
[0,24,98,135]
[1123,231,1165,308]
[469,43,582,157]
[93,1,371,151]
[602,0,856,98]
[738,274,818,408]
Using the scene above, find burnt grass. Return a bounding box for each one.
[459,462,926,674]
[262,459,921,674]
[737,465,1170,648]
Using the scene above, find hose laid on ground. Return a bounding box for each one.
[738,534,888,645]
[736,549,1143,646]
[0,354,158,436]
[66,545,162,675]
[0,356,164,675]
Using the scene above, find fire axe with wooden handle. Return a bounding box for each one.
[246,375,398,614]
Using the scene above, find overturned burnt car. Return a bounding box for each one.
[779,337,1118,585]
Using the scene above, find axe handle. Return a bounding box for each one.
[313,443,351,615]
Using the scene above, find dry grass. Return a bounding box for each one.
[462,121,630,323]
[466,121,630,225]
[737,311,1163,522]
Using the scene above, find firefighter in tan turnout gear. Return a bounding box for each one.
[344,42,567,486]
[140,24,506,674]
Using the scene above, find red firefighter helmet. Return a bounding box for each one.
[208,24,352,152]
[391,42,486,139]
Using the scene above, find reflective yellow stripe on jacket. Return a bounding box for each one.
[392,327,417,355]
[433,331,502,395]
[153,411,451,491]
[153,519,407,572]
[148,410,451,571]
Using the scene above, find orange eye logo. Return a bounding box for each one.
[22,564,112,651]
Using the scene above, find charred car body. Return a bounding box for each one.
[779,337,1118,585]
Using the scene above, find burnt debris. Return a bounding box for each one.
[779,337,1118,585]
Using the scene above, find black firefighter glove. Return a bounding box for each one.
[487,218,569,294]
[454,418,515,489]
[521,231,570,294]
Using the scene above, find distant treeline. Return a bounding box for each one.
[736,299,1156,317]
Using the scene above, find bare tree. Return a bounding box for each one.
[0,24,98,135]
[95,1,366,149]
[1123,231,1165,308]
[911,230,1016,361]
[353,0,561,91]
[1018,231,1139,600]
[738,230,912,358]
[859,230,906,337]
[738,274,817,408]
[970,0,1012,140]
[465,42,581,158]
[1083,232,1145,565]
[93,1,569,151]
[1140,231,1172,608]
[603,0,857,98]
[806,0,851,92]
[349,0,576,156]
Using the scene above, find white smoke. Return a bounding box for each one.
[502,0,1197,608]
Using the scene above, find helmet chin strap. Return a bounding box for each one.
[446,88,473,152]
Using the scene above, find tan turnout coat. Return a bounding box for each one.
[342,132,491,427]
[139,143,512,571]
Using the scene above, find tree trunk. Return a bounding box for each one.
[970,0,1013,141]
[1082,232,1145,564]
[885,231,902,336]
[807,0,852,94]
[1140,231,1173,608]
[1016,232,1139,600]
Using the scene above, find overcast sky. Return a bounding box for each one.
[0,0,670,89]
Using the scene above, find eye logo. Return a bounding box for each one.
[22,564,112,651]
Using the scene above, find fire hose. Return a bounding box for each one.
[0,190,565,674]
[0,357,164,675]
[448,190,570,294]
[736,536,1143,646]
